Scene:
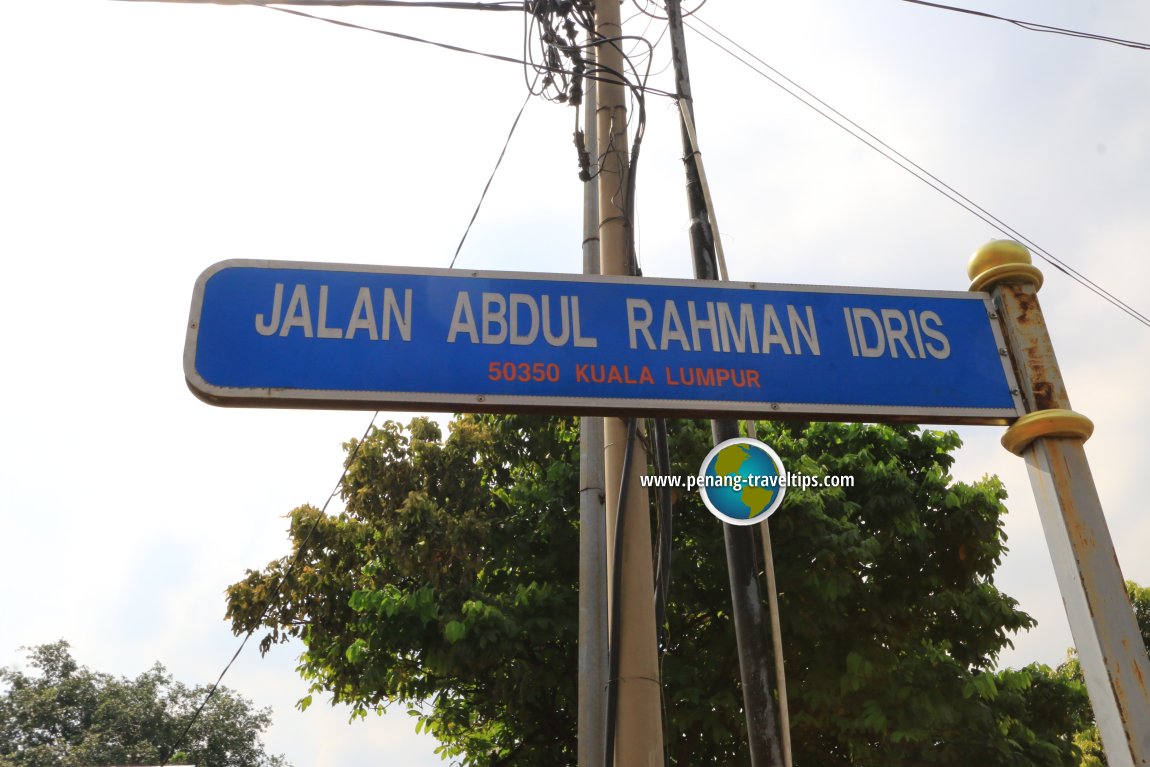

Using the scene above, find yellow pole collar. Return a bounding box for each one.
[968,240,1044,292]
[1001,408,1094,455]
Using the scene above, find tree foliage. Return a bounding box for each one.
[226,414,1091,766]
[0,640,288,767]
[228,415,578,765]
[1047,581,1150,767]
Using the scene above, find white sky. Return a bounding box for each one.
[2,1,1148,764]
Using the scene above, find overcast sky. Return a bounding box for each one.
[2,1,1148,764]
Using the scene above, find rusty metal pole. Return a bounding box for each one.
[595,1,664,765]
[970,240,1150,767]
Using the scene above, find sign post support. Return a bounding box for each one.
[971,241,1150,767]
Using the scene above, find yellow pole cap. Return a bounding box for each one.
[1001,408,1094,455]
[968,240,1044,292]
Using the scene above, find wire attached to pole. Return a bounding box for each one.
[687,15,1150,329]
[746,420,792,767]
[449,87,534,268]
[676,97,727,282]
[651,418,673,652]
[160,412,381,767]
[604,417,639,767]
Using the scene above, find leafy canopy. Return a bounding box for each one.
[1045,581,1150,767]
[0,640,288,767]
[226,414,1091,766]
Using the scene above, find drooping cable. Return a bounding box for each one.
[651,417,673,652]
[628,0,708,22]
[745,420,793,767]
[256,2,573,69]
[581,30,654,274]
[236,0,661,279]
[688,16,1150,328]
[159,412,381,767]
[238,1,676,98]
[648,415,674,763]
[896,0,1150,51]
[449,87,533,268]
[246,0,665,280]
[115,0,525,7]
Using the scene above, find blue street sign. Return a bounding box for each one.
[184,260,1023,424]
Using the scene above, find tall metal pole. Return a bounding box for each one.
[665,2,784,764]
[578,42,607,767]
[594,1,664,764]
[970,240,1150,767]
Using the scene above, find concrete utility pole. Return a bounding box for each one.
[665,1,784,765]
[578,41,608,767]
[594,0,665,764]
[971,241,1150,767]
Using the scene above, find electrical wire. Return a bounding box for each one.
[579,35,652,273]
[159,412,381,767]
[743,419,793,767]
[168,72,535,758]
[239,0,675,100]
[144,2,568,759]
[115,0,525,7]
[676,96,728,281]
[197,0,1147,326]
[251,0,666,271]
[628,0,708,22]
[524,4,658,272]
[255,2,574,70]
[229,0,664,273]
[240,0,663,277]
[522,0,591,104]
[449,88,534,268]
[643,25,677,80]
[134,3,659,763]
[651,418,672,653]
[687,16,1150,328]
[520,1,660,281]
[604,417,638,767]
[896,0,1150,51]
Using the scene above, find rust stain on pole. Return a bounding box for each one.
[998,284,1069,412]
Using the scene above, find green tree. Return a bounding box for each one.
[0,640,289,767]
[226,414,1090,766]
[1047,581,1150,767]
